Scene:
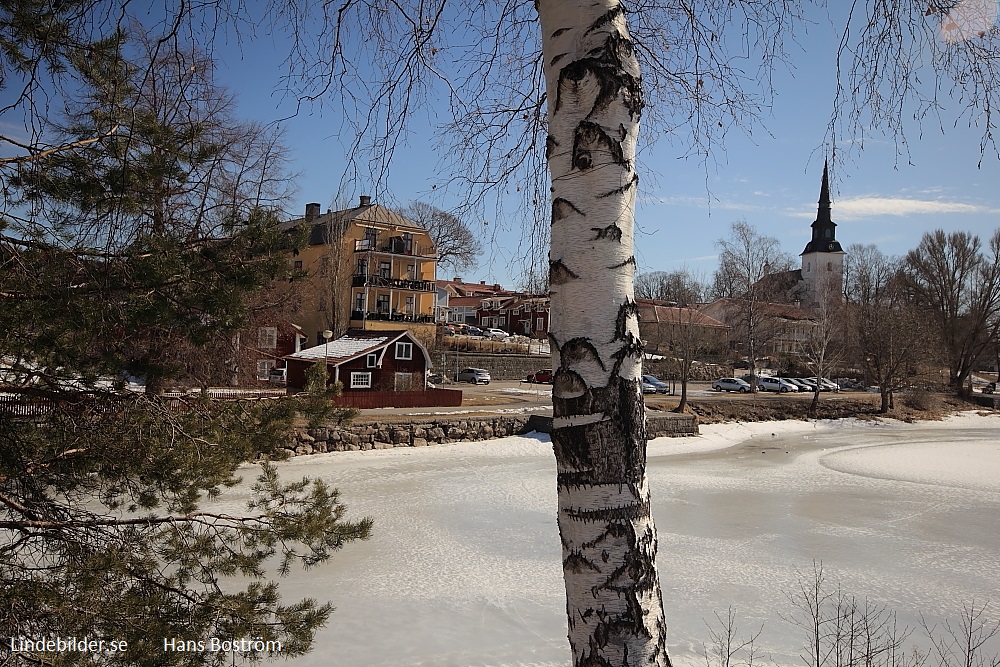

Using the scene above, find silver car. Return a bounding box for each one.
[713,377,751,393]
[455,367,491,384]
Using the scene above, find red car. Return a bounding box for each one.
[525,369,554,384]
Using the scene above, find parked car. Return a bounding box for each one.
[267,366,287,386]
[483,327,510,340]
[758,376,799,393]
[642,374,670,394]
[641,379,659,394]
[984,381,996,394]
[525,369,554,383]
[806,377,839,392]
[454,367,491,384]
[713,377,751,393]
[438,323,456,336]
[796,377,818,391]
[784,377,811,391]
[460,325,484,336]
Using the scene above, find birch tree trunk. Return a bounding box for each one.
[538,2,670,664]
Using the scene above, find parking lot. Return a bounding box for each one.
[390,378,864,418]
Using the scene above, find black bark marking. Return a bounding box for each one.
[560,337,605,370]
[554,32,643,120]
[551,376,647,485]
[572,121,626,173]
[552,197,584,222]
[553,367,588,398]
[612,299,640,344]
[546,135,559,160]
[552,27,571,37]
[550,53,566,67]
[591,225,623,242]
[564,551,601,574]
[607,255,636,270]
[586,6,624,35]
[549,259,579,285]
[597,173,639,199]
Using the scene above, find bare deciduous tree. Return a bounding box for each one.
[402,201,482,274]
[844,244,930,413]
[637,269,706,305]
[714,220,794,392]
[904,229,1000,395]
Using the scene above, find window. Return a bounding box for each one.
[350,372,372,389]
[498,317,506,326]
[379,261,391,278]
[256,360,275,380]
[536,317,544,330]
[363,227,377,249]
[406,264,415,280]
[376,294,390,313]
[257,327,278,349]
[356,258,368,275]
[395,342,413,360]
[293,260,303,270]
[319,256,330,277]
[366,353,378,368]
[355,292,366,312]
[404,296,414,314]
[402,232,413,254]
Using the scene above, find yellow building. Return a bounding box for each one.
[282,196,438,349]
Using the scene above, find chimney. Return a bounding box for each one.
[480,280,486,285]
[359,195,372,207]
[305,202,321,221]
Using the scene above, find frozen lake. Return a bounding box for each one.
[220,413,1000,667]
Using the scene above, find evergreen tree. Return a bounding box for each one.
[1,24,368,666]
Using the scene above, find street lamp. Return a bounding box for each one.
[323,330,333,387]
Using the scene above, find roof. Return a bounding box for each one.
[284,329,414,365]
[700,298,815,322]
[281,202,429,247]
[437,278,512,297]
[637,302,728,328]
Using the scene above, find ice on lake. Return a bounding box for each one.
[215,413,1000,667]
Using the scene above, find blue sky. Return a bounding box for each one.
[62,4,1000,288]
[213,6,999,289]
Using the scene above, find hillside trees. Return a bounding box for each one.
[0,25,369,665]
[636,269,706,305]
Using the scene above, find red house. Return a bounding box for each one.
[284,329,431,392]
[283,329,463,409]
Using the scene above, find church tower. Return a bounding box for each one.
[800,161,845,307]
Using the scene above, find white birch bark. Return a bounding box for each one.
[538,1,670,664]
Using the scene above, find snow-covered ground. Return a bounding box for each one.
[214,413,1000,667]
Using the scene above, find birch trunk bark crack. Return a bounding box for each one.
[539,0,670,664]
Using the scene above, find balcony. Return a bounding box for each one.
[350,310,435,323]
[354,236,435,258]
[352,274,435,292]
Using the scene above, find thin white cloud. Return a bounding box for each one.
[836,196,996,219]
[789,196,999,220]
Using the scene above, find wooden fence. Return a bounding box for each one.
[332,388,463,410]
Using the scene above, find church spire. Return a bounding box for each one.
[817,160,831,225]
[801,159,842,255]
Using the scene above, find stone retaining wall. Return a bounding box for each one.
[432,352,550,382]
[286,412,697,456]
